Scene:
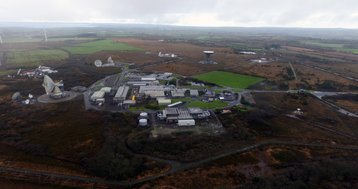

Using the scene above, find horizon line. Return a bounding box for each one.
[0,21,357,30]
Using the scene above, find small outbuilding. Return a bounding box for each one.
[91,91,105,102]
[178,119,195,126]
[157,98,172,105]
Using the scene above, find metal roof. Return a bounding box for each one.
[190,89,199,96]
[139,85,166,93]
[91,91,105,100]
[164,108,179,115]
[144,91,165,97]
[114,86,129,100]
[188,108,204,114]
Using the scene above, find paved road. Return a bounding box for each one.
[310,91,358,117]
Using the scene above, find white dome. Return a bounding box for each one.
[139,119,148,126]
[140,112,148,117]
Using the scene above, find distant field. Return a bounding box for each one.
[173,98,228,109]
[64,39,142,54]
[48,37,96,42]
[6,49,69,68]
[0,69,17,76]
[194,71,264,89]
[303,41,358,54]
[2,36,96,43]
[2,37,43,43]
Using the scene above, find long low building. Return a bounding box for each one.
[139,85,166,93]
[127,81,159,86]
[91,91,105,101]
[114,86,129,102]
[178,119,195,126]
[171,89,186,98]
[159,107,211,126]
[144,91,165,98]
[157,98,172,105]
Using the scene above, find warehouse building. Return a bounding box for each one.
[189,89,199,97]
[139,85,166,93]
[114,86,129,102]
[171,89,186,98]
[91,91,105,103]
[144,90,165,98]
[158,107,211,126]
[100,87,112,93]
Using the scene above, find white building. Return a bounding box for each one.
[190,90,199,97]
[157,98,172,105]
[100,87,112,93]
[114,86,129,102]
[171,89,186,98]
[91,91,105,102]
[178,119,196,126]
[144,91,165,98]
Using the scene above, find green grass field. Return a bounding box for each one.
[6,49,69,68]
[303,41,358,54]
[64,39,142,54]
[194,71,264,89]
[173,98,228,109]
[0,69,17,76]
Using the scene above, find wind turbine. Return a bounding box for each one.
[43,29,48,42]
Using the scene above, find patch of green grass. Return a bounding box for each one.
[129,107,149,111]
[194,71,264,89]
[3,37,43,43]
[0,69,17,76]
[64,39,142,54]
[304,41,345,48]
[172,98,228,109]
[6,49,69,68]
[303,41,358,54]
[48,37,96,42]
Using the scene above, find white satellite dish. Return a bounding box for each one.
[94,60,102,67]
[42,75,56,95]
[107,57,114,64]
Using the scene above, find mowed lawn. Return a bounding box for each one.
[64,39,142,54]
[6,49,69,68]
[194,71,264,89]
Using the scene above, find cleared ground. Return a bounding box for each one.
[194,71,264,89]
[64,39,142,54]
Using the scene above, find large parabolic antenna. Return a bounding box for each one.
[42,75,64,98]
[42,75,55,95]
[94,60,103,67]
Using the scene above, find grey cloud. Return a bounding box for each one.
[0,0,357,28]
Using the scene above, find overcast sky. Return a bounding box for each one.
[1,0,358,28]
